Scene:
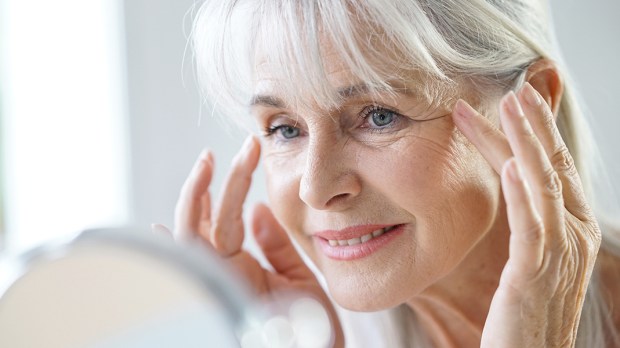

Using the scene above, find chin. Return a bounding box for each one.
[320,257,424,312]
[327,279,411,312]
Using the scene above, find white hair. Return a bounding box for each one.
[192,0,620,346]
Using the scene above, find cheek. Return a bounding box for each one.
[319,138,501,311]
[264,155,299,222]
[368,132,500,271]
[263,155,317,256]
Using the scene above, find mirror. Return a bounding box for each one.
[0,229,333,348]
[0,229,251,347]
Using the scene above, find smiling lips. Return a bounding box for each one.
[327,225,397,246]
[314,224,404,260]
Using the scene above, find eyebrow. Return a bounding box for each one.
[250,95,286,108]
[249,82,413,108]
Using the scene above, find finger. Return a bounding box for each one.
[174,149,214,242]
[499,92,564,237]
[211,136,261,256]
[501,158,545,276]
[452,99,513,174]
[251,203,313,280]
[517,83,592,221]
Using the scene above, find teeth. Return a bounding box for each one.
[326,226,397,246]
[347,237,361,246]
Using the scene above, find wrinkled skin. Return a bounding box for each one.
[165,54,604,347]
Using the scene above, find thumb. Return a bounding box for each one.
[251,203,313,280]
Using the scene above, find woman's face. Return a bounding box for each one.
[251,49,502,311]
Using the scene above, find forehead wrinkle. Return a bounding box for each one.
[336,81,415,101]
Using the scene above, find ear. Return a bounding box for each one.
[524,59,564,119]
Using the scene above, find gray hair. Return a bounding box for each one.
[192,0,620,346]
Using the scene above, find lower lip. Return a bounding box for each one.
[314,224,405,261]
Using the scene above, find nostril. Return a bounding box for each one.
[325,193,351,207]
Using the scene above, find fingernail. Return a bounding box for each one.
[505,91,525,117]
[241,135,254,154]
[521,83,541,106]
[454,99,476,120]
[199,148,210,161]
[196,149,213,171]
[238,135,257,163]
[193,149,211,172]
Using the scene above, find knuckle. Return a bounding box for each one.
[523,219,545,243]
[541,168,563,199]
[480,123,500,140]
[518,123,537,142]
[550,146,577,175]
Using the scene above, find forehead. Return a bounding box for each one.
[253,42,434,112]
[254,36,356,90]
[248,6,458,112]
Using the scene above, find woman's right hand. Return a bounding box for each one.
[167,136,344,347]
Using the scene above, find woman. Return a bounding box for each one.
[169,0,620,346]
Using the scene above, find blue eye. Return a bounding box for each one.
[279,125,300,139]
[364,106,397,128]
[266,125,301,139]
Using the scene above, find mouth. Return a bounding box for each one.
[314,224,405,261]
[325,225,398,246]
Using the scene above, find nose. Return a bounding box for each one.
[299,138,362,211]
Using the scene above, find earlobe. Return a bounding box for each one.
[524,59,564,119]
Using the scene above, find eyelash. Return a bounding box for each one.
[262,105,403,139]
[263,124,295,137]
[360,105,400,130]
[262,122,305,144]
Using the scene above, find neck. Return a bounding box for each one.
[407,201,510,348]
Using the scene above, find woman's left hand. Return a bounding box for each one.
[453,83,602,347]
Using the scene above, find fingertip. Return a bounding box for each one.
[251,202,286,243]
[199,148,209,160]
[502,91,525,118]
[519,82,542,107]
[501,158,534,207]
[191,148,214,177]
[453,99,476,122]
[244,135,261,163]
[252,201,269,216]
[251,203,272,236]
[197,148,214,164]
[233,135,261,170]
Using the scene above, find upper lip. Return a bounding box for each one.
[313,224,397,240]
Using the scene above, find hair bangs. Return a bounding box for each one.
[251,0,457,112]
[192,1,258,127]
[194,0,462,124]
